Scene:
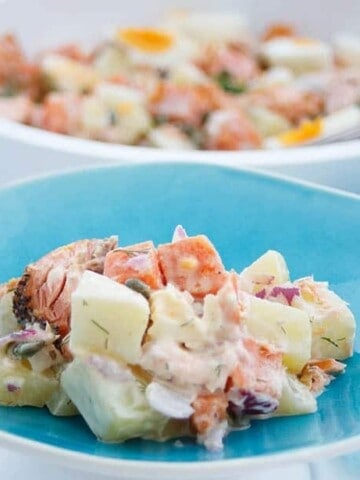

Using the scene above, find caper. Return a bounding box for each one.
[7,340,45,359]
[124,278,151,299]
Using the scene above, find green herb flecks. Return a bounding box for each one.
[215,364,225,378]
[91,319,110,336]
[216,71,247,95]
[321,336,339,348]
[180,318,194,328]
[136,379,147,393]
[0,82,18,97]
[82,299,89,306]
[337,337,346,342]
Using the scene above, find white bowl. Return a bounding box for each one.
[0,0,359,189]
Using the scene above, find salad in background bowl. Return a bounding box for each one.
[0,9,359,151]
[0,0,360,193]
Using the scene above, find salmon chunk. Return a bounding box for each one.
[230,337,284,400]
[13,237,117,336]
[191,390,228,434]
[158,235,227,298]
[104,241,164,290]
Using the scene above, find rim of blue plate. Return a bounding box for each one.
[0,160,359,476]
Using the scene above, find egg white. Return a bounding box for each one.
[261,38,333,75]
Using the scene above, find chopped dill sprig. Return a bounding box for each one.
[91,319,110,336]
[321,336,339,348]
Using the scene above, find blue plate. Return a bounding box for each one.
[0,163,359,479]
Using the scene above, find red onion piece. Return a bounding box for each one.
[270,286,300,305]
[172,225,188,243]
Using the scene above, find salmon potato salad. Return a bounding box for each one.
[0,226,355,451]
[0,11,360,150]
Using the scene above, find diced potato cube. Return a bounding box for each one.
[70,271,150,364]
[149,285,207,348]
[0,358,58,407]
[244,295,312,373]
[42,54,99,93]
[293,277,356,360]
[46,385,78,416]
[61,355,168,442]
[240,250,289,291]
[0,292,18,336]
[277,374,317,416]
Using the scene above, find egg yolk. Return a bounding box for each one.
[118,28,174,53]
[279,118,323,146]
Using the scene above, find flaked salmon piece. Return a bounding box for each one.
[150,82,227,127]
[205,109,262,150]
[39,92,83,135]
[104,240,164,290]
[158,235,227,298]
[198,45,259,83]
[229,337,284,400]
[324,69,360,114]
[13,237,117,337]
[191,390,228,435]
[0,96,33,123]
[299,358,345,394]
[0,34,40,99]
[306,358,346,374]
[241,86,324,125]
[50,44,90,64]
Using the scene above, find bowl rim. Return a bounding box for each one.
[0,162,359,477]
[0,158,359,201]
[1,118,360,167]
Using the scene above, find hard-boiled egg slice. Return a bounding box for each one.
[118,27,174,54]
[260,37,333,75]
[266,105,360,148]
[165,12,250,46]
[334,33,360,67]
[266,118,323,148]
[116,27,197,68]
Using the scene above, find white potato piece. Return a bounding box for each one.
[250,67,294,91]
[148,125,195,150]
[46,385,78,416]
[93,44,131,78]
[244,295,312,373]
[293,277,356,360]
[70,271,150,364]
[0,357,58,407]
[0,292,18,336]
[247,106,291,137]
[170,62,209,86]
[334,34,360,67]
[239,250,290,292]
[149,285,207,348]
[260,38,333,75]
[61,355,168,442]
[166,12,250,46]
[42,54,99,93]
[277,374,317,416]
